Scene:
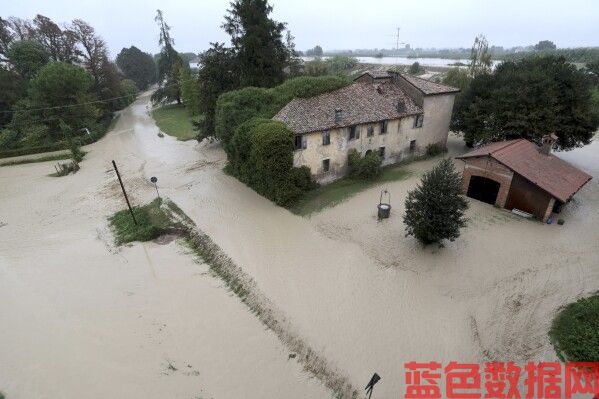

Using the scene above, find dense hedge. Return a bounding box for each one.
[347,149,382,179]
[217,76,348,206]
[215,75,349,150]
[550,295,599,362]
[227,119,315,206]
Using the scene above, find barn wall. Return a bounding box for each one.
[461,156,514,207]
[505,173,555,220]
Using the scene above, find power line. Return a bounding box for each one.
[0,77,195,114]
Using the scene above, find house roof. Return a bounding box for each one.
[397,73,460,95]
[273,81,422,134]
[355,70,392,80]
[457,139,592,203]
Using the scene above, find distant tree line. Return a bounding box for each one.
[0,15,147,154]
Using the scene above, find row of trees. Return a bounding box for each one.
[441,35,599,151]
[150,1,302,142]
[0,15,146,153]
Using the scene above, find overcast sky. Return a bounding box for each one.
[4,0,598,58]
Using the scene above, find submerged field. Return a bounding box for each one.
[1,92,598,398]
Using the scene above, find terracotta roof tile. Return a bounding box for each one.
[458,139,592,202]
[273,81,421,134]
[398,73,460,95]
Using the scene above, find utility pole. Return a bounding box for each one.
[112,160,137,225]
[395,27,401,51]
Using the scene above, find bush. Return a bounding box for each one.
[214,75,349,150]
[409,62,424,75]
[550,295,599,362]
[425,143,446,156]
[404,159,468,244]
[347,149,382,179]
[108,198,172,245]
[249,121,302,206]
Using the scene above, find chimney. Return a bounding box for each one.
[539,133,558,155]
[335,108,343,123]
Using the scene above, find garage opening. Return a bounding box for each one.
[467,176,500,205]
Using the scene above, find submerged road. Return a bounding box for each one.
[2,92,599,399]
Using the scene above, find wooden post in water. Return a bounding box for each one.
[112,160,137,225]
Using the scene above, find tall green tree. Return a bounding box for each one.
[31,15,79,63]
[404,159,468,245]
[27,62,96,138]
[152,9,185,104]
[453,55,599,149]
[222,0,287,87]
[196,42,239,139]
[116,46,156,90]
[534,40,557,51]
[178,67,199,115]
[6,40,49,80]
[469,34,492,77]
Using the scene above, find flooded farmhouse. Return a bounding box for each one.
[274,71,459,183]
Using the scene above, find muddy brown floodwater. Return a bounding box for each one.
[1,92,598,399]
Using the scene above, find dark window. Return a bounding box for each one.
[322,130,331,145]
[380,120,388,134]
[414,114,424,128]
[379,146,385,158]
[322,159,330,172]
[410,140,416,152]
[295,135,307,150]
[349,125,359,140]
[367,123,374,137]
[335,109,343,123]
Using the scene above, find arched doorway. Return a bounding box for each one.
[466,176,501,205]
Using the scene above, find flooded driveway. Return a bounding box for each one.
[1,92,598,398]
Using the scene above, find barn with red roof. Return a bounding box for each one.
[456,134,592,222]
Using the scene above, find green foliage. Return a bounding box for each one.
[116,46,157,90]
[408,62,424,75]
[249,120,301,205]
[214,75,349,147]
[28,62,97,136]
[325,55,358,74]
[404,159,468,245]
[7,40,50,80]
[0,67,24,128]
[443,67,471,92]
[550,295,599,362]
[291,165,411,216]
[108,198,173,245]
[152,10,185,105]
[152,104,198,141]
[303,58,329,76]
[534,40,557,51]
[425,143,446,156]
[196,42,239,138]
[453,55,599,149]
[222,0,287,88]
[347,149,382,179]
[178,67,200,116]
[305,45,323,57]
[469,34,492,77]
[117,79,139,108]
[227,118,315,206]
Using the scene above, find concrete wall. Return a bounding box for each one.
[293,115,431,184]
[461,156,514,207]
[421,94,455,149]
